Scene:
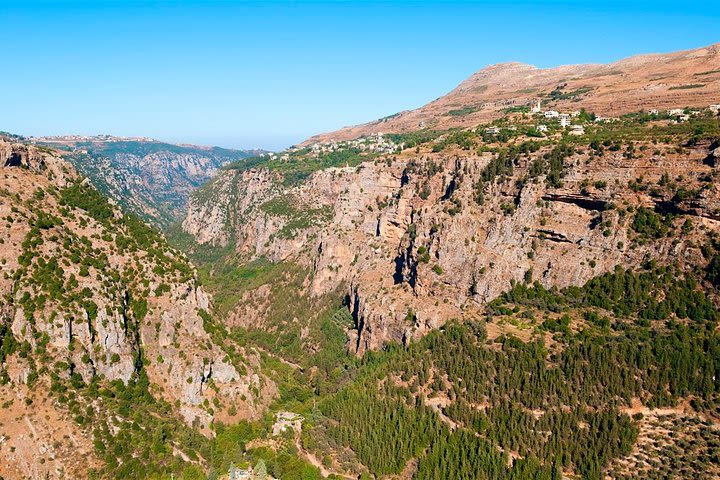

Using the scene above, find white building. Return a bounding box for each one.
[560,117,571,128]
[272,411,304,436]
[228,465,253,480]
[544,110,560,118]
[537,124,548,133]
[668,108,685,116]
[485,127,500,135]
[649,109,659,115]
[710,104,720,114]
[531,100,542,113]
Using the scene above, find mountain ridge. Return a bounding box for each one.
[303,41,720,145]
[31,135,266,228]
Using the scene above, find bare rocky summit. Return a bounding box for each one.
[305,42,720,144]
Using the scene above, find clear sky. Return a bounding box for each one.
[2,1,719,150]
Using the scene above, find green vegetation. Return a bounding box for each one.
[0,172,229,478]
[495,263,717,323]
[503,105,531,114]
[695,69,720,77]
[447,106,480,116]
[322,387,441,475]
[310,262,720,479]
[225,146,376,186]
[473,140,544,204]
[548,85,592,101]
[668,84,705,90]
[260,196,333,239]
[383,130,442,149]
[432,129,477,151]
[631,207,671,239]
[0,320,18,383]
[59,180,193,281]
[52,371,209,480]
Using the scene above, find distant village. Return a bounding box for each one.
[481,100,720,138]
[271,100,720,162]
[32,134,156,143]
[264,132,403,163]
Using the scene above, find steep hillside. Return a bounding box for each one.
[177,107,720,479]
[305,42,720,144]
[184,110,720,353]
[34,136,264,227]
[308,264,720,479]
[0,140,275,479]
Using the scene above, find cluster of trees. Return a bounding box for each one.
[321,386,441,475]
[497,264,718,323]
[432,129,477,151]
[474,140,551,205]
[50,371,211,480]
[59,180,193,281]
[318,262,720,479]
[0,319,18,383]
[539,143,574,188]
[631,207,672,239]
[227,146,373,186]
[416,430,560,480]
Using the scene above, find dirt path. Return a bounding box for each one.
[292,428,355,479]
[253,346,304,372]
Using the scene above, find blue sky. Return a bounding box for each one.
[2,1,718,150]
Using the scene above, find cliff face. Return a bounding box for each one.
[184,128,720,353]
[0,140,275,479]
[183,44,720,355]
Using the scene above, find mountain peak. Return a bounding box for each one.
[304,41,720,145]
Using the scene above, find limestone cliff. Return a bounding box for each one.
[184,120,720,354]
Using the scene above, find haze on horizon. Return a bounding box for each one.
[2,0,719,151]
